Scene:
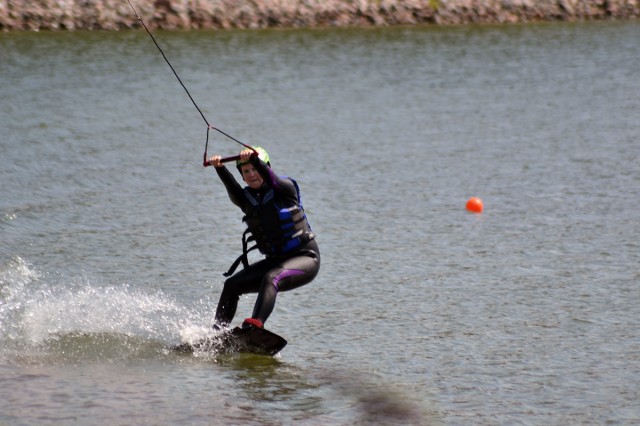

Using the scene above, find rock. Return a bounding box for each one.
[0,0,638,31]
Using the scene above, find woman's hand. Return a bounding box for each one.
[239,148,255,162]
[208,155,223,168]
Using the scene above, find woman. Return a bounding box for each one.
[208,146,320,331]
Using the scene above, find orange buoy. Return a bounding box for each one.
[466,197,483,213]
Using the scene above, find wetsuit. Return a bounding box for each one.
[213,157,320,327]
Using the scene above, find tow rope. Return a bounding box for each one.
[127,0,257,166]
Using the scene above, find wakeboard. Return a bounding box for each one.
[173,326,287,356]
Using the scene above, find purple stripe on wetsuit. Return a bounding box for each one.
[267,167,280,188]
[273,269,304,292]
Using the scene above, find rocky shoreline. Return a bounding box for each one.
[1,0,638,31]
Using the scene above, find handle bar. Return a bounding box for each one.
[203,153,255,167]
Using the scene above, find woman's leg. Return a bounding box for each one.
[251,242,321,325]
[214,259,273,326]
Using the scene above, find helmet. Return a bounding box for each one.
[236,146,270,168]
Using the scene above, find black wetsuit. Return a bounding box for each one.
[213,157,320,327]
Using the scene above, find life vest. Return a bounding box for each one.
[223,178,314,277]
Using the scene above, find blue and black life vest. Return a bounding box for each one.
[224,178,314,276]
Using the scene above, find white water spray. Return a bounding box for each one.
[1,257,215,361]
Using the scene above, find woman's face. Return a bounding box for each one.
[240,163,264,189]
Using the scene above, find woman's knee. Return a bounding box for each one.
[221,277,241,297]
[262,269,282,290]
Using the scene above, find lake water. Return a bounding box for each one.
[1,21,639,425]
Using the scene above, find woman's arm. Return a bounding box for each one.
[252,156,298,200]
[209,155,244,207]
